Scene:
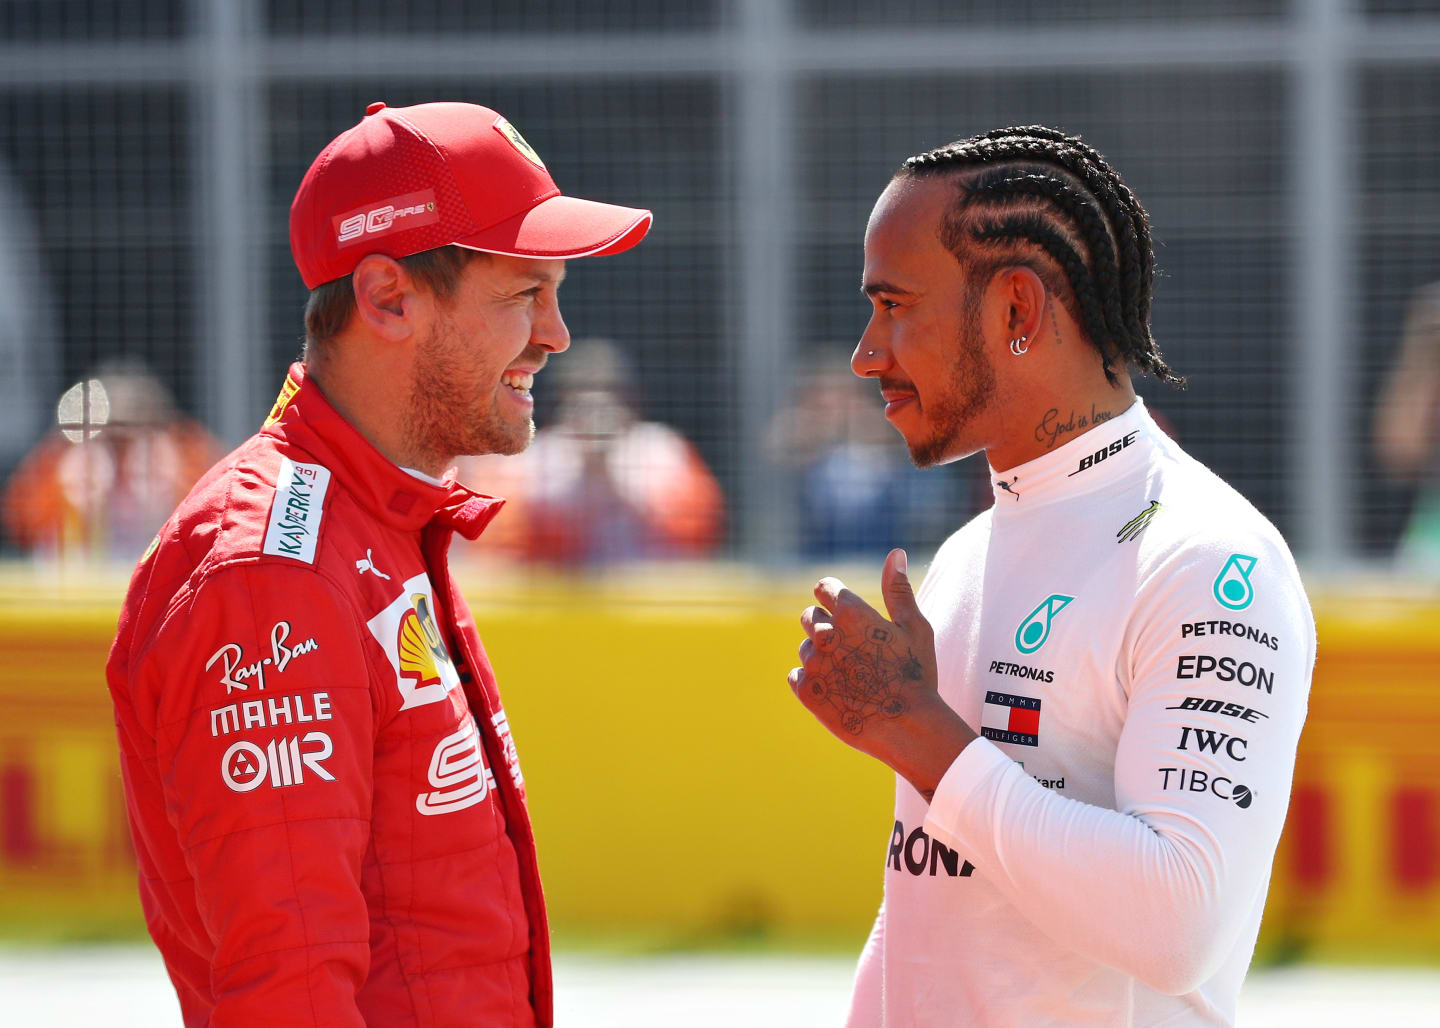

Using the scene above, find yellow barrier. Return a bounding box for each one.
[1,567,1437,962]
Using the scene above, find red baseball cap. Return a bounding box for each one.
[289,101,653,289]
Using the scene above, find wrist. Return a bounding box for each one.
[888,696,976,801]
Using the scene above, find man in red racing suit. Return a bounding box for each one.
[106,100,652,1025]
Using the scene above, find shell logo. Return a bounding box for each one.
[368,573,462,710]
[398,593,451,689]
[398,608,442,688]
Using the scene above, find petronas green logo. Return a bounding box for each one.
[1212,554,1257,610]
[1015,594,1074,654]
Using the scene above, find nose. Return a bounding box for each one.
[851,321,888,378]
[533,294,571,354]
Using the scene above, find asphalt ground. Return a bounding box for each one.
[2,946,1438,1025]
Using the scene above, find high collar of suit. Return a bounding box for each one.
[987,398,1156,514]
[261,362,504,541]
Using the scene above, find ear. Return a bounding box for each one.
[996,265,1047,345]
[350,254,425,343]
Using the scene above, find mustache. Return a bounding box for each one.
[514,343,550,373]
[878,377,917,392]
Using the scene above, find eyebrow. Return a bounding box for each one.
[520,267,567,288]
[862,280,913,297]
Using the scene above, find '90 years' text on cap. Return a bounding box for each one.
[289,101,653,290]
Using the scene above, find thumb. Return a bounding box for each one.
[880,548,923,629]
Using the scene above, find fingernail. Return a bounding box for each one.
[897,549,908,575]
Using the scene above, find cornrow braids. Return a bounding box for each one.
[900,126,1181,386]
[971,214,1110,369]
[973,125,1158,335]
[968,167,1128,355]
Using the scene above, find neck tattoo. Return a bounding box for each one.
[1035,404,1117,450]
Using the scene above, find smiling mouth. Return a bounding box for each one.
[881,385,918,414]
[500,370,534,399]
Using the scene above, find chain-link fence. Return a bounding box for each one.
[3,0,1439,570]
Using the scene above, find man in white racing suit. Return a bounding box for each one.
[787,126,1315,1027]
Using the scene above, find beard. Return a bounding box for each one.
[904,311,996,469]
[404,318,538,467]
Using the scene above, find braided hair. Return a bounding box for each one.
[900,126,1181,386]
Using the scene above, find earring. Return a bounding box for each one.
[1009,336,1030,356]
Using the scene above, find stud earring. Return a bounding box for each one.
[1009,336,1030,356]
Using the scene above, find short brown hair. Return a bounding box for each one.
[302,245,485,359]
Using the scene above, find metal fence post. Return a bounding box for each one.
[1294,0,1353,568]
[732,0,797,562]
[194,0,264,446]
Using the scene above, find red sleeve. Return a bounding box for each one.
[143,563,375,1027]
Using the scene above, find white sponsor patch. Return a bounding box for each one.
[263,457,331,564]
[367,572,462,710]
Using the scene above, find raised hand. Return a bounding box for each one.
[788,549,974,797]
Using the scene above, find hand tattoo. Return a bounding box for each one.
[808,623,918,735]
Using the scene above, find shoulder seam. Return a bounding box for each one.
[131,556,365,674]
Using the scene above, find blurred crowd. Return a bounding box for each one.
[0,340,971,569]
[6,298,1439,573]
[1,361,222,562]
[454,340,725,566]
[1373,282,1440,573]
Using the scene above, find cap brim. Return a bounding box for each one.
[454,194,652,260]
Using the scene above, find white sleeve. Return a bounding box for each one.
[845,902,885,1028]
[921,536,1314,996]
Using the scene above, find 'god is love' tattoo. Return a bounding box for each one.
[808,622,920,735]
[1035,404,1115,451]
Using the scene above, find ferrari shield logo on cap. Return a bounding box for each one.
[493,116,546,168]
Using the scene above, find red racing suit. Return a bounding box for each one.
[106,363,551,1026]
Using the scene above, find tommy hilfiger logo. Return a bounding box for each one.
[980,690,1041,747]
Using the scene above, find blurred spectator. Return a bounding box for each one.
[768,362,963,559]
[2,360,222,561]
[1374,281,1440,570]
[456,339,723,566]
